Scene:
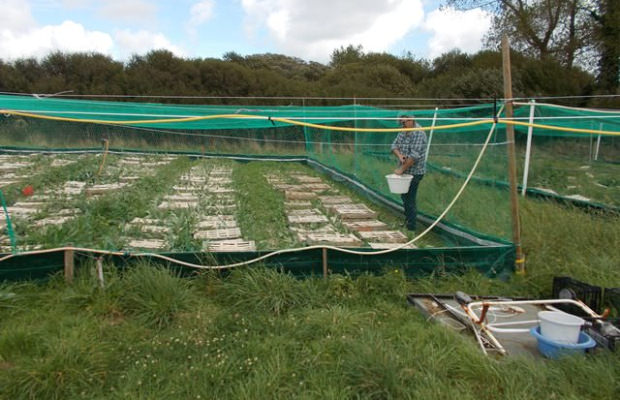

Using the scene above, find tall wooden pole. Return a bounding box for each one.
[502,36,526,274]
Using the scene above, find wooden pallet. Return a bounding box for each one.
[302,232,362,246]
[158,201,199,209]
[303,183,332,192]
[284,200,312,209]
[292,175,323,183]
[285,191,317,200]
[318,195,353,205]
[140,225,171,235]
[341,220,388,232]
[127,239,166,249]
[33,216,74,227]
[287,208,323,216]
[164,194,199,202]
[197,219,238,229]
[194,228,242,240]
[358,230,408,243]
[287,215,329,224]
[206,240,256,252]
[331,204,377,219]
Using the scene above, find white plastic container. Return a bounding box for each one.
[385,174,413,194]
[538,311,585,344]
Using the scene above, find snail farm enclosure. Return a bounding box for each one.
[0,94,618,280]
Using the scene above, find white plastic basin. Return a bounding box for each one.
[538,311,585,344]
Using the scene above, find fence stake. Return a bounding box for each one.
[64,249,74,283]
[322,248,328,278]
[502,35,526,274]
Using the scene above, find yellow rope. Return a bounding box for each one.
[2,109,619,136]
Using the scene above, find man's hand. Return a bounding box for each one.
[395,156,414,175]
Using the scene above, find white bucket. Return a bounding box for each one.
[385,174,413,194]
[538,311,585,344]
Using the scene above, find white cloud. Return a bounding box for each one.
[0,20,114,60]
[189,0,215,26]
[114,29,186,59]
[0,0,36,33]
[241,0,425,63]
[186,0,215,36]
[98,0,157,24]
[423,7,492,59]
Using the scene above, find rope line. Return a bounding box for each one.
[2,109,618,135]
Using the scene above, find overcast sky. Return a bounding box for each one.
[0,0,492,64]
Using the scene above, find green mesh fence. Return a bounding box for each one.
[0,94,618,280]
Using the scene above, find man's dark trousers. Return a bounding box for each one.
[401,174,423,230]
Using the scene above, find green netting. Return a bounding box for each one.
[0,94,618,280]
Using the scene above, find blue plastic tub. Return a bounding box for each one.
[530,327,596,359]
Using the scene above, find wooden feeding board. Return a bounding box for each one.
[158,201,199,209]
[302,232,363,247]
[204,204,237,213]
[12,201,47,209]
[294,226,337,241]
[50,159,75,167]
[284,200,312,209]
[287,208,323,216]
[272,183,299,191]
[292,175,323,183]
[208,194,236,204]
[56,208,81,216]
[0,181,19,188]
[285,191,317,200]
[33,216,74,227]
[131,217,161,225]
[206,240,257,252]
[63,181,86,195]
[173,185,202,192]
[331,204,377,220]
[209,177,233,184]
[341,220,389,232]
[85,183,127,196]
[197,219,238,229]
[194,228,241,240]
[357,230,408,243]
[127,239,166,250]
[5,207,40,216]
[206,186,235,194]
[368,242,417,249]
[318,195,353,205]
[303,183,332,192]
[164,194,199,202]
[119,176,140,183]
[287,214,329,224]
[140,225,171,235]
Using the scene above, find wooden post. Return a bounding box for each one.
[322,248,328,278]
[64,249,74,283]
[502,36,526,274]
[96,256,105,288]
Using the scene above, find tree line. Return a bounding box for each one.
[1,46,615,108]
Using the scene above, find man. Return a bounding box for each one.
[391,114,427,231]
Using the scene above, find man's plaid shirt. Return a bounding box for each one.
[391,124,428,175]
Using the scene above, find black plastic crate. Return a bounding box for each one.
[552,276,603,315]
[604,287,620,316]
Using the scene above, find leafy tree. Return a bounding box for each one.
[446,0,618,94]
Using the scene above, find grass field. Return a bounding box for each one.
[1,191,619,399]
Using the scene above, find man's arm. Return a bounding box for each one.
[394,156,414,175]
[392,148,407,164]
